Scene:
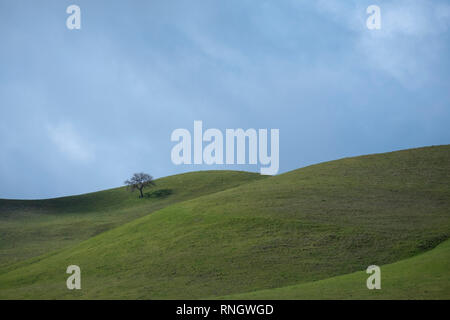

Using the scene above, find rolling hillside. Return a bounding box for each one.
[0,145,449,299]
[0,171,265,267]
[223,239,450,299]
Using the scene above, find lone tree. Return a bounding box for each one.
[124,173,155,198]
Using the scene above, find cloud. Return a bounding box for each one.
[47,122,94,163]
[312,0,450,88]
[1,1,449,198]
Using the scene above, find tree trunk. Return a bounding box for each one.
[139,188,144,198]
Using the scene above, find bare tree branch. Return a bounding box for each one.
[124,172,155,198]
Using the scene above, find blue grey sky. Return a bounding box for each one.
[1,0,450,199]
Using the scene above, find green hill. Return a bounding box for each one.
[222,238,450,299]
[0,145,449,299]
[0,171,265,267]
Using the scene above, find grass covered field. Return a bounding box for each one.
[0,171,265,267]
[222,239,450,299]
[0,145,449,299]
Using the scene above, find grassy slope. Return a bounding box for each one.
[0,171,265,267]
[222,239,450,300]
[0,145,449,299]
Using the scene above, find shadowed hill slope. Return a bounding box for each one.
[0,145,449,299]
[222,238,450,300]
[0,171,265,267]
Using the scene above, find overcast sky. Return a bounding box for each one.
[1,0,450,199]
